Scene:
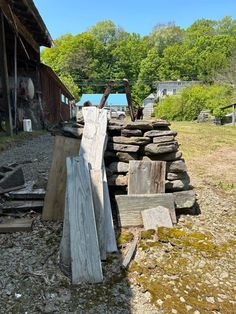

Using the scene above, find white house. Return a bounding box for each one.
[142,93,156,118]
[157,80,201,99]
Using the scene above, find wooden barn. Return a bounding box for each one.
[0,0,74,134]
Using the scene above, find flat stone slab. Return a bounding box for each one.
[108,175,128,186]
[110,136,150,145]
[167,172,189,181]
[144,143,178,155]
[152,120,171,128]
[153,136,175,144]
[167,160,187,173]
[142,206,173,230]
[121,129,143,137]
[108,162,129,173]
[144,130,177,138]
[107,143,140,153]
[116,152,139,162]
[142,151,182,161]
[124,121,153,130]
[115,194,176,227]
[173,190,196,209]
[165,179,190,191]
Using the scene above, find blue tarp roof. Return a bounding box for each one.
[77,94,128,106]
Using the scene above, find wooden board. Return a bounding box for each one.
[67,156,103,284]
[0,218,33,233]
[122,235,139,268]
[115,194,176,227]
[128,161,166,194]
[42,136,80,221]
[103,163,118,253]
[0,200,44,212]
[90,169,106,260]
[141,206,173,230]
[80,107,107,170]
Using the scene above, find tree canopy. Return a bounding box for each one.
[41,17,236,103]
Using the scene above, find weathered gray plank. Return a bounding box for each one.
[90,169,106,260]
[80,107,107,170]
[60,189,71,276]
[0,218,33,233]
[122,235,139,268]
[103,163,118,253]
[128,161,166,194]
[141,206,173,230]
[115,194,176,227]
[67,156,103,284]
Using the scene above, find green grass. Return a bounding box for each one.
[0,130,47,152]
[171,121,236,160]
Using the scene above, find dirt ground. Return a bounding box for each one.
[0,128,235,314]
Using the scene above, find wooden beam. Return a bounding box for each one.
[98,80,115,109]
[0,10,13,136]
[0,1,39,52]
[123,78,135,122]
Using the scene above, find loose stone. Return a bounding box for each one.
[110,136,151,145]
[144,130,177,138]
[108,162,129,173]
[153,136,175,144]
[144,143,178,155]
[124,121,153,130]
[107,143,140,153]
[121,129,143,137]
[116,152,139,162]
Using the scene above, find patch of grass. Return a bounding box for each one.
[171,121,236,160]
[0,130,46,152]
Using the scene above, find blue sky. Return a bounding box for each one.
[34,0,236,39]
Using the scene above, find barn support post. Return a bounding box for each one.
[14,33,17,132]
[232,104,235,126]
[0,10,13,136]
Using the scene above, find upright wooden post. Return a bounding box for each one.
[98,80,115,109]
[14,34,17,131]
[123,78,136,122]
[0,11,13,136]
[232,104,235,126]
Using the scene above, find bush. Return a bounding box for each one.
[155,84,234,120]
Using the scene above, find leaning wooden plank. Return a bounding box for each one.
[0,218,33,233]
[67,156,103,284]
[80,107,107,170]
[0,200,44,212]
[102,162,118,253]
[90,169,106,260]
[141,206,173,230]
[128,160,166,194]
[115,194,176,227]
[59,189,71,277]
[42,136,80,221]
[122,235,139,268]
[8,188,45,200]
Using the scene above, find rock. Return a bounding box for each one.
[173,190,196,209]
[144,143,178,155]
[108,119,125,127]
[167,172,188,181]
[104,151,118,165]
[144,130,177,138]
[107,125,124,131]
[108,175,128,186]
[116,152,139,162]
[167,160,187,173]
[142,151,182,161]
[62,126,83,139]
[153,136,175,144]
[121,129,143,137]
[105,167,113,177]
[152,119,171,128]
[124,121,153,130]
[110,136,150,145]
[108,162,129,173]
[166,179,190,191]
[107,143,140,153]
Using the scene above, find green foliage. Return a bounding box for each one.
[156,84,233,120]
[41,17,236,101]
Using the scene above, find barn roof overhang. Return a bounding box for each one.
[0,0,53,50]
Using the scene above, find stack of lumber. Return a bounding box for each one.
[60,107,117,285]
